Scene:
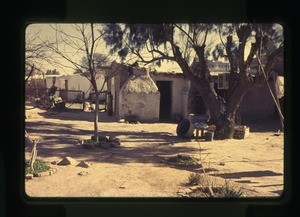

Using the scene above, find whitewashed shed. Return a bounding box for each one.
[118,68,160,122]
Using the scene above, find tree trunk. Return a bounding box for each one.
[212,81,252,139]
[94,92,100,142]
[210,110,236,140]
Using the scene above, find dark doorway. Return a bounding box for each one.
[156,81,172,121]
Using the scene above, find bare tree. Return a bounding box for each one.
[44,23,119,141]
[25,30,57,80]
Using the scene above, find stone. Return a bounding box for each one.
[77,161,92,168]
[78,171,89,176]
[109,136,121,147]
[101,143,111,149]
[57,157,77,166]
[118,119,125,123]
[110,142,121,148]
[218,162,225,166]
[39,171,49,177]
[50,168,57,174]
[75,140,84,145]
[51,161,58,165]
[109,136,119,141]
[83,142,95,149]
[25,174,33,180]
[91,135,109,142]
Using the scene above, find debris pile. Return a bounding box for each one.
[81,135,121,149]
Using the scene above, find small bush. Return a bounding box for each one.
[25,159,50,175]
[168,155,198,166]
[188,173,202,185]
[218,181,243,198]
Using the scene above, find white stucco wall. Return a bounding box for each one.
[45,74,107,100]
[151,74,190,119]
[118,69,161,122]
[119,92,160,122]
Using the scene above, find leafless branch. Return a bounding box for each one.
[25,64,35,84]
[218,27,226,48]
[174,24,195,45]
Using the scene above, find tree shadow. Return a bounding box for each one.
[235,180,260,184]
[270,190,283,196]
[212,170,283,179]
[242,119,282,132]
[26,121,93,138]
[31,144,202,166]
[254,183,284,188]
[37,110,119,123]
[97,129,190,143]
[25,121,204,169]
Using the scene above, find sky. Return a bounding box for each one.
[25,23,219,74]
[25,23,280,75]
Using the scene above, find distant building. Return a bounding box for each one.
[44,71,107,102]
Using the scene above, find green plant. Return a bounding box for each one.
[25,159,50,175]
[168,155,198,166]
[188,173,202,185]
[218,180,243,198]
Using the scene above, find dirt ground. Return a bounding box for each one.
[25,106,284,198]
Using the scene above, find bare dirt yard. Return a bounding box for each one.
[25,106,284,198]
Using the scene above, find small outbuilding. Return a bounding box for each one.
[118,65,160,122]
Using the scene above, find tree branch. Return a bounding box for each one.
[174,24,195,45]
[25,64,35,83]
[202,27,209,47]
[256,45,284,83]
[236,25,252,74]
[218,27,226,48]
[244,35,262,69]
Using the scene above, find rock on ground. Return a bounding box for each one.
[25,174,33,180]
[78,171,89,176]
[77,161,92,168]
[57,157,77,166]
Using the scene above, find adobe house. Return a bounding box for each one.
[107,59,284,123]
[108,62,160,122]
[107,62,190,122]
[149,71,190,121]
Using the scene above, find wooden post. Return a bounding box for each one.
[30,140,38,171]
[107,92,113,116]
[82,91,85,111]
[196,129,199,139]
[64,80,68,101]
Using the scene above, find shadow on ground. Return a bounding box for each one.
[37,110,119,123]
[26,120,203,168]
[212,170,283,179]
[242,118,282,132]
